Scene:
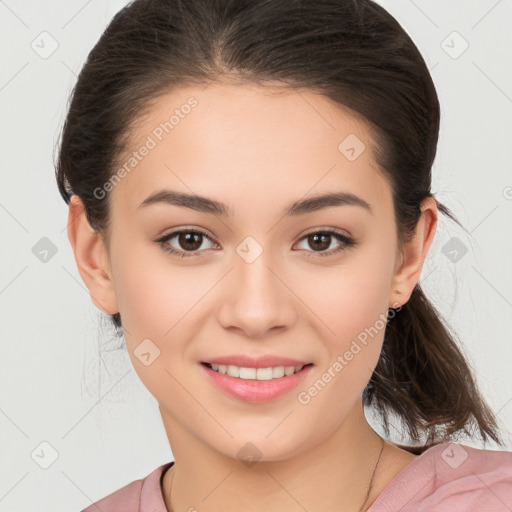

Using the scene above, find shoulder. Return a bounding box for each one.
[80,461,174,512]
[370,441,512,512]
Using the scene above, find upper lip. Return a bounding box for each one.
[202,355,312,368]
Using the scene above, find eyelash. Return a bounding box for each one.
[155,227,357,259]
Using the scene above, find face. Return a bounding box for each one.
[72,82,434,463]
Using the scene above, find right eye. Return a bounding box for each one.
[156,229,218,258]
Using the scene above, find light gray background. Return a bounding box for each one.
[1,1,511,511]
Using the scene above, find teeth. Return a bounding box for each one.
[272,366,285,378]
[227,365,240,377]
[208,363,304,380]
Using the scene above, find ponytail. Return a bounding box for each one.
[364,285,504,453]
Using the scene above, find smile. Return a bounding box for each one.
[200,362,314,403]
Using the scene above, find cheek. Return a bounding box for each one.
[111,242,214,337]
[109,246,211,397]
[302,251,395,344]
[295,256,394,416]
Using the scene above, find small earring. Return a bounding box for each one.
[390,290,402,310]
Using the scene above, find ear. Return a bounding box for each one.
[67,195,119,315]
[389,196,438,308]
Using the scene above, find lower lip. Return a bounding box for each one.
[200,363,314,403]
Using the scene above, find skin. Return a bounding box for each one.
[68,81,437,511]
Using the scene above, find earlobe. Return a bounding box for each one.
[389,197,438,307]
[67,195,119,315]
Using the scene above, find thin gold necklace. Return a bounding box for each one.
[358,436,385,511]
[165,437,384,512]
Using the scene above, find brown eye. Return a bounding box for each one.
[295,230,356,258]
[307,233,332,252]
[157,229,216,257]
[177,232,203,251]
[156,228,356,259]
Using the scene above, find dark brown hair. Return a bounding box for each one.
[55,0,505,451]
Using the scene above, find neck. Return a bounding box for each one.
[161,402,403,512]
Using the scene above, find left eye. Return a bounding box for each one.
[156,229,356,258]
[295,230,355,257]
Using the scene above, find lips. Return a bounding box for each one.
[201,360,314,403]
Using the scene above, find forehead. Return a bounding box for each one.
[109,82,393,220]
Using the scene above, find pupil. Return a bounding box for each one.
[180,232,202,251]
[310,233,330,251]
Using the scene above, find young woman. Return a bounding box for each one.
[56,0,512,510]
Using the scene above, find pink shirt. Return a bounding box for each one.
[81,441,512,511]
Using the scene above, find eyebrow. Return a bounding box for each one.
[137,189,372,217]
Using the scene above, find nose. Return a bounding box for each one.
[217,250,298,339]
